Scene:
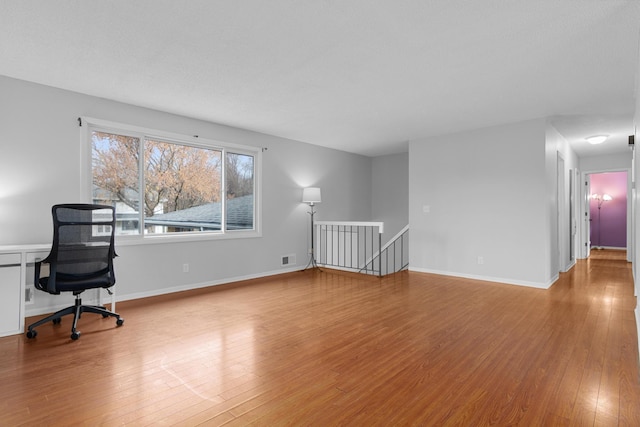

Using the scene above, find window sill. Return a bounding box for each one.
[114,230,261,247]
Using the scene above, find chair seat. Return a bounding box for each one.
[38,273,114,294]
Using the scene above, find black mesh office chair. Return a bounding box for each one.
[26,204,124,340]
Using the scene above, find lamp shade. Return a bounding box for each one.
[302,187,322,205]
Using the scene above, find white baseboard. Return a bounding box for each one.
[115,266,304,304]
[637,307,640,364]
[25,266,303,317]
[88,267,298,312]
[408,267,556,289]
[25,290,104,317]
[561,260,576,273]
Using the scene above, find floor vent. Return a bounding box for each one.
[281,254,296,267]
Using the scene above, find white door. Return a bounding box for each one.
[584,176,591,258]
[569,169,576,262]
[557,154,568,271]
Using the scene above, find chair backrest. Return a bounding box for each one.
[45,204,117,291]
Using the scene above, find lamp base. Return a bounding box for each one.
[303,254,322,271]
[303,205,322,271]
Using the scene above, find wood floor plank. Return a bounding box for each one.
[0,250,639,425]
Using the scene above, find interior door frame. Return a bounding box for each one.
[583,174,591,259]
[557,153,569,272]
[569,168,576,262]
[580,168,632,260]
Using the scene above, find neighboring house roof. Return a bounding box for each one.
[144,195,253,230]
[93,186,141,210]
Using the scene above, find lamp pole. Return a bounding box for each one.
[302,187,322,271]
[591,193,611,249]
[597,199,602,249]
[304,203,320,270]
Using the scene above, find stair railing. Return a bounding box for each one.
[314,222,409,277]
[360,225,409,276]
[314,221,384,276]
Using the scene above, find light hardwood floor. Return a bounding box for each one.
[1,250,639,426]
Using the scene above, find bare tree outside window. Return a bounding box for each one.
[91,130,254,235]
[92,131,140,213]
[226,152,254,199]
[226,152,255,230]
[144,139,222,219]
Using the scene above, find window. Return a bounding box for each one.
[225,152,254,230]
[87,119,259,238]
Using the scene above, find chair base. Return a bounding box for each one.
[26,295,123,340]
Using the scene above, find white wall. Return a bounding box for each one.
[372,152,408,243]
[633,47,640,359]
[546,123,579,271]
[0,76,373,314]
[580,153,633,172]
[408,119,555,288]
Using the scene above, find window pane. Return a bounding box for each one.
[91,131,141,235]
[143,140,222,234]
[225,152,254,230]
[88,121,259,239]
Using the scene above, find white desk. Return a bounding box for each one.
[0,244,48,337]
[0,251,22,337]
[0,244,116,337]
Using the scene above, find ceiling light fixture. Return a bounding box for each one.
[586,135,608,145]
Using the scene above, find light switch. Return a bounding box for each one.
[423,205,430,213]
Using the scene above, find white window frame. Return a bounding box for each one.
[80,117,262,245]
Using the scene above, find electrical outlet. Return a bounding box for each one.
[25,286,35,305]
[182,263,189,273]
[477,256,484,265]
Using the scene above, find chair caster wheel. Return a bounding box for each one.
[26,330,37,339]
[71,331,81,340]
[53,318,61,325]
[102,314,109,318]
[116,318,124,327]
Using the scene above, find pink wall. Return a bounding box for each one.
[589,171,627,248]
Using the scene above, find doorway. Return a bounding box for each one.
[586,171,628,253]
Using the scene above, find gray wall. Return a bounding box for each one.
[633,50,640,356]
[3,72,604,316]
[546,123,580,272]
[408,119,557,288]
[372,152,408,243]
[580,153,632,172]
[0,76,374,314]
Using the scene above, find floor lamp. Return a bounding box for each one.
[591,193,612,249]
[302,187,322,270]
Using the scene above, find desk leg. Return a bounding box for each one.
[98,288,116,312]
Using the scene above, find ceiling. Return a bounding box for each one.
[1,1,639,157]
